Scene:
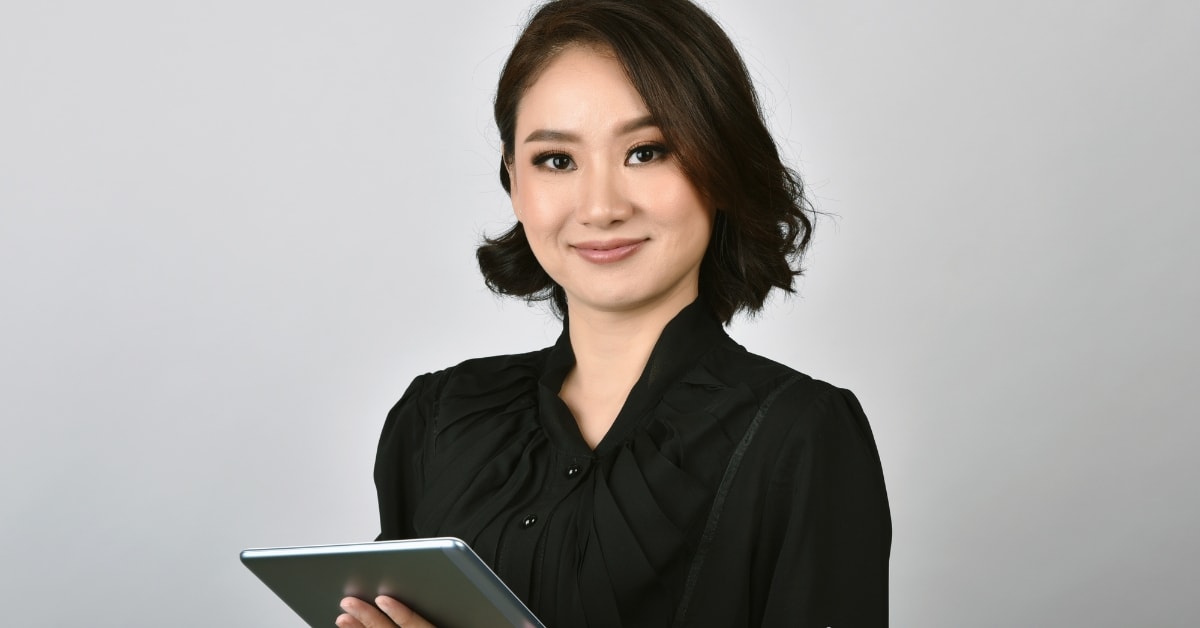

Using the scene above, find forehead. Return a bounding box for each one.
[514,45,651,135]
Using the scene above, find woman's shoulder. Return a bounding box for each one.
[702,343,888,512]
[702,339,873,441]
[381,347,553,439]
[702,337,832,398]
[402,347,551,399]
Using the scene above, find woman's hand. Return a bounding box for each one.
[335,596,436,628]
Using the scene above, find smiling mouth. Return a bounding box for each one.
[572,238,646,264]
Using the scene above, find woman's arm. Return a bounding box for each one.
[758,387,892,626]
[374,372,437,540]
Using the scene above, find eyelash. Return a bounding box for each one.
[532,152,575,171]
[626,143,669,165]
[531,143,670,172]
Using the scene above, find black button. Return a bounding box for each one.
[521,514,538,529]
[565,464,582,478]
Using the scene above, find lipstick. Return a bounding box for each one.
[572,238,646,264]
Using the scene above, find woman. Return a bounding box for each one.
[338,0,890,626]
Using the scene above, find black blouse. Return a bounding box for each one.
[374,301,891,627]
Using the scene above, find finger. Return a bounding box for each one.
[339,597,398,628]
[335,612,365,628]
[377,596,436,628]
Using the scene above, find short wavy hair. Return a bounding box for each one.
[476,0,814,324]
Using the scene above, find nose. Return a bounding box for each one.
[575,161,632,226]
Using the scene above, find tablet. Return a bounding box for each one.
[240,537,544,628]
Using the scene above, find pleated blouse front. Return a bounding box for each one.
[374,301,891,627]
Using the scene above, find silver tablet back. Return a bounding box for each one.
[241,537,543,628]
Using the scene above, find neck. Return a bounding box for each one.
[568,307,674,384]
[558,295,695,448]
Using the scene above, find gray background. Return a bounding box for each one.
[2,0,1197,625]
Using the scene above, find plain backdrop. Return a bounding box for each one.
[2,1,1197,626]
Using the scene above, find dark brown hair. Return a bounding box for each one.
[476,0,814,324]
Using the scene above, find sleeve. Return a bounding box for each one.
[373,372,437,541]
[756,386,892,627]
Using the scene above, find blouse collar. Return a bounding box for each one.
[538,299,729,455]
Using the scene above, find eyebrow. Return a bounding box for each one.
[522,114,658,143]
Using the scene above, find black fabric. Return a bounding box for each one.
[374,300,892,627]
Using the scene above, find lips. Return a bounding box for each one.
[571,238,647,264]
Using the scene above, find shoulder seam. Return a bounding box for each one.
[671,373,805,628]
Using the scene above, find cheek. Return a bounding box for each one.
[514,190,550,234]
[649,181,714,242]
[512,186,562,259]
[514,174,572,234]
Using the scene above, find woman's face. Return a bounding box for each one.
[508,45,715,319]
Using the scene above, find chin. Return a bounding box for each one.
[569,288,693,316]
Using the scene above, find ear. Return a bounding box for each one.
[504,155,515,189]
[504,152,521,220]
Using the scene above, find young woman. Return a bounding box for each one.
[338,1,890,626]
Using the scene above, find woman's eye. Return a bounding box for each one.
[627,145,667,165]
[535,153,575,171]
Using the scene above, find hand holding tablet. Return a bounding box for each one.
[337,595,433,628]
[241,537,544,628]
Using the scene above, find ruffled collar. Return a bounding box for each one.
[537,299,729,457]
